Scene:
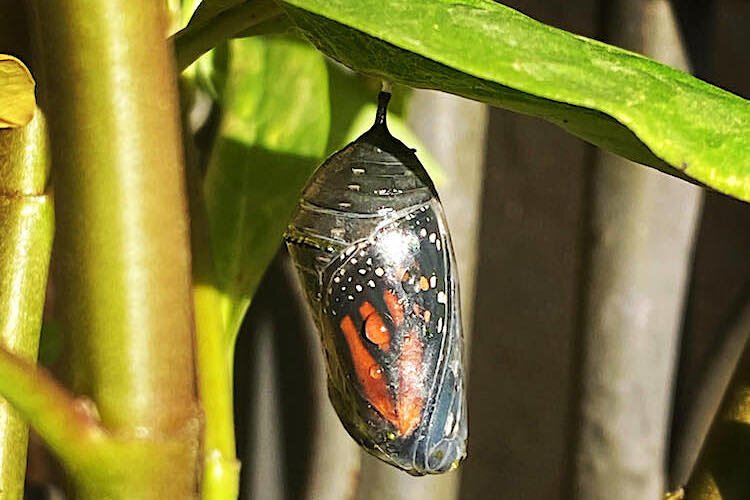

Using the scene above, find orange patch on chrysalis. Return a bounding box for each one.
[395,329,424,436]
[340,315,396,423]
[419,276,430,291]
[359,302,390,351]
[340,313,424,437]
[383,290,404,326]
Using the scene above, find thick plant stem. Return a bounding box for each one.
[686,342,750,498]
[0,112,53,499]
[28,1,201,498]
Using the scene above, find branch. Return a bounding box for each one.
[173,0,283,72]
[0,346,105,464]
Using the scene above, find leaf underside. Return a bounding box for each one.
[280,0,750,201]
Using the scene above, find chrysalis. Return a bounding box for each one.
[285,91,467,475]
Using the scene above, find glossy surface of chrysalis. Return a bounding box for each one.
[285,91,467,475]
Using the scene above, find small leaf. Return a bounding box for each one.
[204,35,330,340]
[280,0,750,202]
[0,55,35,129]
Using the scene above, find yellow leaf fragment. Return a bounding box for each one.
[0,55,35,129]
[664,487,685,500]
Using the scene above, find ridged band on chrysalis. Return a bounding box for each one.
[285,91,467,475]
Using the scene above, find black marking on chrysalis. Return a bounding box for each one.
[285,90,467,476]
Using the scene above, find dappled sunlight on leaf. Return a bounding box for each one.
[203,36,330,341]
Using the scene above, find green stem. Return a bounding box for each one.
[28,1,201,497]
[0,346,103,464]
[194,285,241,500]
[181,87,240,499]
[0,112,53,499]
[173,0,282,72]
[0,340,206,499]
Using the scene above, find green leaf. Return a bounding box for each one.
[0,55,35,129]
[185,0,243,31]
[280,0,750,202]
[204,35,330,341]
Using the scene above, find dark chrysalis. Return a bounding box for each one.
[285,90,467,475]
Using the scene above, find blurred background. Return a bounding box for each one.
[231,1,750,500]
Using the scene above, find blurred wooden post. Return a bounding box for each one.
[353,91,488,499]
[242,316,286,500]
[572,1,703,498]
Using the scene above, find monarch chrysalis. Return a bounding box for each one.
[285,91,467,475]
